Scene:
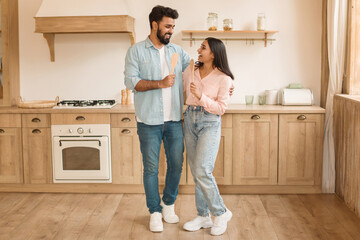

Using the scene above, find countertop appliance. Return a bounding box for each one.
[53,100,116,109]
[280,89,313,106]
[52,124,112,183]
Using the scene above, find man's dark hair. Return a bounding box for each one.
[149,5,179,29]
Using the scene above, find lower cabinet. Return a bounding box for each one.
[111,127,142,184]
[22,128,52,184]
[0,127,23,183]
[232,114,278,185]
[278,114,324,186]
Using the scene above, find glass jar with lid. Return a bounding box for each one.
[207,12,218,31]
[223,19,233,31]
[257,13,266,31]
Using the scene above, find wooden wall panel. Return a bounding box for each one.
[334,95,360,217]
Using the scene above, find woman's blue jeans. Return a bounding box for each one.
[184,106,226,217]
[137,121,184,214]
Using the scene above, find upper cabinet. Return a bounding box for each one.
[0,0,20,107]
[34,15,135,62]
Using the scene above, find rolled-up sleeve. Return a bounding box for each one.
[124,47,141,91]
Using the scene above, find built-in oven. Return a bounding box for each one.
[51,124,111,183]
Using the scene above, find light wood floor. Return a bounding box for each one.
[0,193,359,239]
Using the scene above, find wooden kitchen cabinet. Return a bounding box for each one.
[22,114,52,184]
[111,127,142,184]
[22,127,52,184]
[186,114,233,185]
[0,0,20,106]
[0,114,22,183]
[232,114,278,185]
[278,114,324,186]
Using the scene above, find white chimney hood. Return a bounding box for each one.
[34,0,135,62]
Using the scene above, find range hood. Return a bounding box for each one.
[34,0,135,62]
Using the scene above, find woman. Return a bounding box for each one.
[182,37,234,236]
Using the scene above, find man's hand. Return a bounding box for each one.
[159,75,176,88]
[229,86,235,96]
[190,82,202,100]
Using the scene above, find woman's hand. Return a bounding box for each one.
[190,82,202,100]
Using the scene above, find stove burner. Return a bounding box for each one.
[55,100,116,108]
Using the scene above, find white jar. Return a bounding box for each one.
[265,89,278,104]
[257,13,266,31]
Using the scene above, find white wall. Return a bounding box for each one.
[19,0,322,104]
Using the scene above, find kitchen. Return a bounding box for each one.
[0,0,359,239]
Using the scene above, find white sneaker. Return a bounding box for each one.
[211,209,232,236]
[161,201,179,223]
[149,212,163,232]
[183,216,213,231]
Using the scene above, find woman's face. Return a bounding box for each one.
[197,40,214,64]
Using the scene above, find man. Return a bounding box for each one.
[124,5,190,232]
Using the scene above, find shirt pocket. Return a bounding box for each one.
[139,61,153,80]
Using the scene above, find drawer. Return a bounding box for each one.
[111,114,136,128]
[0,114,21,127]
[233,113,276,122]
[22,114,51,128]
[51,114,110,125]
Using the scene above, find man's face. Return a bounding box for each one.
[155,16,175,45]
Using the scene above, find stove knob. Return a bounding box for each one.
[68,129,73,133]
[89,128,93,133]
[77,128,84,134]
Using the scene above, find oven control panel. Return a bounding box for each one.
[52,124,110,136]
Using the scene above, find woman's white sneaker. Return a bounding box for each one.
[149,212,163,232]
[161,201,179,223]
[183,216,213,231]
[211,209,232,236]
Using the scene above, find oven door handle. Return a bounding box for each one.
[59,139,101,147]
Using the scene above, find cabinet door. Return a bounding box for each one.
[232,114,278,185]
[111,128,142,184]
[279,114,324,185]
[0,127,22,183]
[22,128,52,184]
[186,128,233,185]
[159,142,187,185]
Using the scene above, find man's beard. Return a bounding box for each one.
[157,29,172,45]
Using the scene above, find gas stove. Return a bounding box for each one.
[53,100,116,109]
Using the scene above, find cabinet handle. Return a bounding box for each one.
[297,115,307,120]
[121,117,131,122]
[31,118,41,123]
[251,115,260,120]
[121,129,131,134]
[32,129,42,134]
[0,129,4,133]
[76,116,85,121]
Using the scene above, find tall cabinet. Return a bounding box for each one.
[0,0,20,106]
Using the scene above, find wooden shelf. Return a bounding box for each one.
[34,15,135,62]
[182,30,279,47]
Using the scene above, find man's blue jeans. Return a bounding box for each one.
[137,121,184,214]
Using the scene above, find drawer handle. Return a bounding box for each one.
[31,118,41,123]
[121,117,131,122]
[251,115,260,120]
[0,129,4,133]
[121,129,131,134]
[32,129,41,134]
[297,115,307,120]
[76,116,85,121]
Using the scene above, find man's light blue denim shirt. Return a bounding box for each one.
[124,37,190,125]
